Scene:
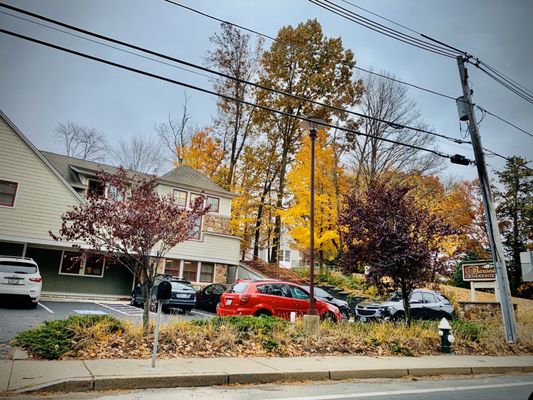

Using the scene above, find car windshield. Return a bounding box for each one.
[0,262,37,274]
[228,282,248,293]
[170,281,194,291]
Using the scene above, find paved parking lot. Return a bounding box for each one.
[0,299,215,358]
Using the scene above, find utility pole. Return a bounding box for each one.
[456,56,518,343]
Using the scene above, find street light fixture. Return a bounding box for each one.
[300,116,326,319]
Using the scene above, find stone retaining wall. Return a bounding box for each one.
[458,301,518,322]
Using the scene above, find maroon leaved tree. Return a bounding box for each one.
[50,167,209,333]
[340,180,452,325]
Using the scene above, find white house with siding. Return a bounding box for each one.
[0,110,241,298]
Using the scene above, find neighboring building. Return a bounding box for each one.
[252,227,302,269]
[0,110,240,298]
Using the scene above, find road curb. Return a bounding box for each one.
[11,364,532,394]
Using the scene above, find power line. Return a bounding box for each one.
[309,0,462,58]
[0,3,470,147]
[473,62,533,105]
[0,27,466,164]
[159,0,533,141]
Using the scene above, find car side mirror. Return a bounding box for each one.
[157,281,172,300]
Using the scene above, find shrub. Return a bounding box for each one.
[13,314,123,359]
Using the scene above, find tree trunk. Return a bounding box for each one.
[401,280,411,327]
[272,145,289,264]
[141,283,151,335]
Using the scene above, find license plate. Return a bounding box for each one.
[360,316,367,322]
[8,278,20,285]
[225,299,233,305]
[176,293,189,298]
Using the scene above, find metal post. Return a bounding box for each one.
[151,300,163,368]
[308,127,318,315]
[456,56,518,343]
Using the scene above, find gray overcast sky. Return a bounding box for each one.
[1,0,532,181]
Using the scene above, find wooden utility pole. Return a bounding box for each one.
[457,56,518,343]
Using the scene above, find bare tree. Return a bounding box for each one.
[155,94,196,165]
[55,121,106,161]
[347,71,443,185]
[205,22,264,190]
[112,134,164,174]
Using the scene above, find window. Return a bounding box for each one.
[189,193,204,208]
[199,263,214,283]
[0,180,18,207]
[108,185,124,201]
[278,250,291,262]
[410,292,423,303]
[173,190,187,207]
[165,258,181,278]
[290,286,310,300]
[207,196,220,213]
[88,179,105,197]
[84,255,104,276]
[190,217,202,240]
[182,261,198,282]
[59,251,105,277]
[422,292,437,304]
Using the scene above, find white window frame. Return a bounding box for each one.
[0,179,19,208]
[173,189,188,207]
[206,196,220,213]
[58,251,105,278]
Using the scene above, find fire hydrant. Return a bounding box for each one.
[438,317,455,354]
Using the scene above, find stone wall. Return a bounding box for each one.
[214,263,228,284]
[204,214,232,235]
[457,301,518,322]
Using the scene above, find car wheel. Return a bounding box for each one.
[28,301,38,309]
[254,309,271,317]
[340,308,351,321]
[321,311,337,323]
[391,311,405,322]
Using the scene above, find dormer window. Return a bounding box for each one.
[173,189,187,207]
[207,196,220,213]
[88,179,105,197]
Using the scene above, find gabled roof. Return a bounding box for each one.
[40,151,235,198]
[0,110,85,204]
[162,165,234,197]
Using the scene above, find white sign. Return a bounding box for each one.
[520,251,533,282]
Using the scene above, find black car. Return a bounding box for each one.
[355,289,454,322]
[196,283,228,313]
[301,285,351,321]
[151,278,196,313]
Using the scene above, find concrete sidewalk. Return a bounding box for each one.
[1,355,532,394]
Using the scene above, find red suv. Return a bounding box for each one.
[217,279,343,322]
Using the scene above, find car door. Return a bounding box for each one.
[422,292,441,319]
[288,285,311,317]
[408,292,425,319]
[209,284,226,312]
[196,285,211,310]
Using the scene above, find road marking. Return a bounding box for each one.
[94,302,130,315]
[37,302,54,314]
[269,381,533,400]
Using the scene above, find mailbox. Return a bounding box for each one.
[156,281,172,300]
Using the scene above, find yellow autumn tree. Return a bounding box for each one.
[175,129,226,181]
[282,130,346,264]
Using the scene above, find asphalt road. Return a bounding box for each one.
[4,374,533,400]
[0,299,215,357]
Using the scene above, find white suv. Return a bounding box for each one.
[0,256,42,308]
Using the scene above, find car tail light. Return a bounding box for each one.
[29,277,42,283]
[240,294,250,304]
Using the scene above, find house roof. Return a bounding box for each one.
[0,111,85,204]
[40,151,235,198]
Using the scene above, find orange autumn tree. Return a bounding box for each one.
[282,129,346,265]
[175,129,226,180]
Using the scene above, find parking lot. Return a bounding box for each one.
[0,299,215,358]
